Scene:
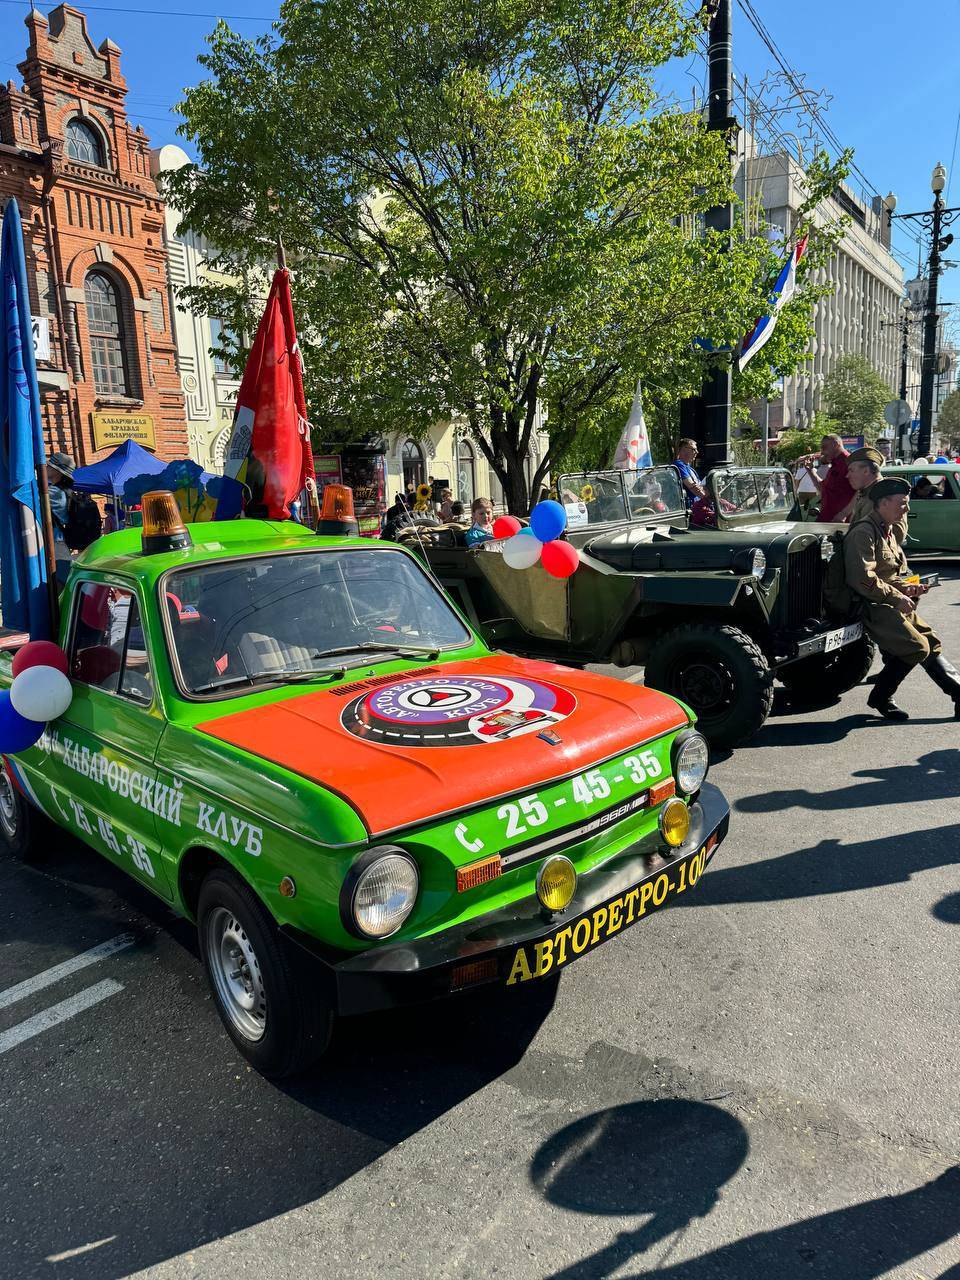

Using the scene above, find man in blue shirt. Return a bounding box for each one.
[673,438,707,507]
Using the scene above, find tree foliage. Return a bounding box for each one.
[937,388,960,449]
[166,0,849,512]
[820,354,891,443]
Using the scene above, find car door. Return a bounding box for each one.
[905,471,958,552]
[48,577,172,898]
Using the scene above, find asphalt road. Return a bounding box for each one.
[2,571,959,1280]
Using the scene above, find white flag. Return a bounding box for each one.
[614,381,653,469]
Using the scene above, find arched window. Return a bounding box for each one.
[84,271,129,397]
[401,439,425,492]
[65,118,106,166]
[457,438,476,508]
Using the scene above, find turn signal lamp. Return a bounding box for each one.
[457,854,503,893]
[317,484,359,537]
[536,855,577,913]
[141,491,192,555]
[659,797,691,849]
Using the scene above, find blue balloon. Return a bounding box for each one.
[935,455,948,464]
[530,500,567,543]
[0,690,44,754]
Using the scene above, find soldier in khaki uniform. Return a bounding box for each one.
[845,478,960,720]
[843,446,907,542]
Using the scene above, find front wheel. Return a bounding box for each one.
[198,868,333,1078]
[644,623,774,749]
[778,634,877,705]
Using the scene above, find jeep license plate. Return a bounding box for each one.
[824,622,863,653]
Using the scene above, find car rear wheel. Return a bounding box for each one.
[198,867,333,1078]
[0,761,46,860]
[778,634,877,705]
[644,623,774,749]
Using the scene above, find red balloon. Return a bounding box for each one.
[541,540,579,579]
[492,515,522,539]
[12,640,69,678]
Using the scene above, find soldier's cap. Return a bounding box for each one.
[870,477,911,503]
[848,446,884,467]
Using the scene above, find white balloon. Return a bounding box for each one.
[502,532,543,570]
[10,665,73,722]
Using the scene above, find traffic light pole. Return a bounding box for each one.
[698,0,737,469]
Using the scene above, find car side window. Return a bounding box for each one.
[70,582,154,704]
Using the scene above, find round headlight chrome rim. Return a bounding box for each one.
[749,548,766,579]
[672,729,710,795]
[342,847,420,940]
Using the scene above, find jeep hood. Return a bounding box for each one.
[197,655,687,836]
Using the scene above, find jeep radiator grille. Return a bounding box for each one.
[785,542,824,627]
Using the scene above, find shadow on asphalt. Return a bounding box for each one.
[1,836,559,1280]
[932,891,960,925]
[735,748,959,813]
[530,1101,960,1279]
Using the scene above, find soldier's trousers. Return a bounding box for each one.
[862,601,942,667]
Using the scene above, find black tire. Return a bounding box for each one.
[197,867,333,1078]
[778,634,877,705]
[644,623,774,748]
[0,761,46,860]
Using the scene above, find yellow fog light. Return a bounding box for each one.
[659,797,691,848]
[536,855,577,913]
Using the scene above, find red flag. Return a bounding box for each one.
[219,269,315,520]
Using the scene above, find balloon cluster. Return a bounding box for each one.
[0,642,73,754]
[494,501,580,579]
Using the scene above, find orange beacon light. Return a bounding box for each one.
[141,491,193,555]
[317,484,359,537]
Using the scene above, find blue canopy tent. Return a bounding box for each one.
[71,439,167,508]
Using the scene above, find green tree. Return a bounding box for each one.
[167,0,848,512]
[937,388,960,450]
[820,355,891,443]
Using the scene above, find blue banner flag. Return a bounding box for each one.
[0,198,51,638]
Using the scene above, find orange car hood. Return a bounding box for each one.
[197,655,687,837]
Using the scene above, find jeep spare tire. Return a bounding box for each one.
[644,623,773,748]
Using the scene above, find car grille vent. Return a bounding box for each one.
[329,666,440,696]
[786,542,824,628]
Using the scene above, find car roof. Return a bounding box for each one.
[885,464,959,474]
[73,519,388,588]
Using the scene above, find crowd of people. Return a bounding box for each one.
[381,483,498,546]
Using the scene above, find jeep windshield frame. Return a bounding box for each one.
[556,466,686,529]
[706,466,799,528]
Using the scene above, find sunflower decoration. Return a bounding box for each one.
[580,484,594,502]
[415,481,433,512]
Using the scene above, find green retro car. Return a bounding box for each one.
[881,464,960,555]
[0,510,729,1077]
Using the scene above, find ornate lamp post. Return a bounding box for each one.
[888,164,960,457]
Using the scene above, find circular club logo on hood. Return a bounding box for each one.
[340,675,577,747]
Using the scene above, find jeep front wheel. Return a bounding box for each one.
[644,623,774,748]
[778,634,877,706]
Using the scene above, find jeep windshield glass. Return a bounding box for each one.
[557,472,628,525]
[710,468,795,519]
[164,547,472,696]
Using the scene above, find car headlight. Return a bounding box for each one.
[672,730,710,795]
[343,848,419,939]
[820,536,835,562]
[659,797,691,848]
[748,548,766,578]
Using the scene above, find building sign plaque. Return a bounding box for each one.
[91,412,156,452]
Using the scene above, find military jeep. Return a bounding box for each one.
[411,465,873,748]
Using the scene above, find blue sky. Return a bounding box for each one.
[1,0,957,306]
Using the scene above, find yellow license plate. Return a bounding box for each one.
[506,843,711,985]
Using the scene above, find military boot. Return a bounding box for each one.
[922,653,960,720]
[867,656,913,721]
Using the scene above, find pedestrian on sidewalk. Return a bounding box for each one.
[844,477,960,720]
[816,434,855,522]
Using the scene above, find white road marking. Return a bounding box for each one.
[46,1237,117,1264]
[0,934,134,1012]
[0,980,123,1055]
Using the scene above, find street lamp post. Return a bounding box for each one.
[888,163,960,458]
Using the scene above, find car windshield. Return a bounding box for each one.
[623,467,685,518]
[558,472,628,525]
[710,469,795,519]
[164,547,472,696]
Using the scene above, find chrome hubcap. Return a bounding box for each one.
[205,907,267,1042]
[0,769,19,840]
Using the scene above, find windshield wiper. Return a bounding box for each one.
[192,665,348,695]
[316,642,442,660]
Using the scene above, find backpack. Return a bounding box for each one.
[64,490,102,551]
[822,520,881,620]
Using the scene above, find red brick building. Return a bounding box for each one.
[0,5,186,464]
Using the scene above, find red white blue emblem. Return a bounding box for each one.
[340,675,577,747]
